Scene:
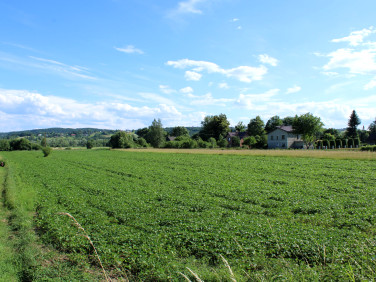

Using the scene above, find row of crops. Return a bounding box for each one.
[2,150,376,280]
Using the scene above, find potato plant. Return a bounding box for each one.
[2,150,376,280]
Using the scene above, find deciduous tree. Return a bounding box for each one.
[199,114,230,141]
[292,113,324,149]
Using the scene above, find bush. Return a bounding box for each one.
[42,147,52,157]
[0,139,11,151]
[86,140,94,149]
[360,145,376,152]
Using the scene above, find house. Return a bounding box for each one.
[226,131,249,147]
[267,126,305,149]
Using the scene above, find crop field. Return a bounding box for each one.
[1,149,376,280]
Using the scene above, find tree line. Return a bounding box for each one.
[1,110,375,151]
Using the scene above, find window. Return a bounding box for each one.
[282,135,285,140]
[276,136,279,140]
[271,136,274,140]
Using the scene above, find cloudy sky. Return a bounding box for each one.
[1,0,376,132]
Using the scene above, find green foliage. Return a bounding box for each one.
[216,134,228,148]
[243,136,257,148]
[171,126,189,137]
[346,110,361,138]
[199,114,230,141]
[0,140,10,151]
[247,116,266,137]
[293,113,324,148]
[86,140,94,149]
[323,128,340,138]
[2,150,376,280]
[360,145,376,151]
[369,118,376,134]
[41,137,47,147]
[231,136,241,147]
[136,137,148,148]
[147,119,166,148]
[208,137,217,148]
[282,116,294,126]
[109,131,135,149]
[265,115,283,133]
[235,121,246,132]
[42,147,52,157]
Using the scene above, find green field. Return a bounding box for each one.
[1,149,376,281]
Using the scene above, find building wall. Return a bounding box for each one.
[267,128,302,149]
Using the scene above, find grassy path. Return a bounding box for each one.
[0,163,19,281]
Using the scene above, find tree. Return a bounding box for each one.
[235,121,246,132]
[86,140,94,149]
[0,139,10,151]
[247,116,266,137]
[171,126,189,137]
[41,137,47,147]
[147,119,166,148]
[323,128,340,138]
[282,116,294,126]
[243,136,257,148]
[135,127,150,139]
[199,114,230,141]
[346,110,361,138]
[292,113,324,149]
[368,118,376,134]
[265,116,283,133]
[109,131,134,148]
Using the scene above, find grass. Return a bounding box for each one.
[123,147,376,160]
[0,163,19,281]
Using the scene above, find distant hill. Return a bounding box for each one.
[0,128,117,138]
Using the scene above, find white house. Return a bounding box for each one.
[267,126,305,149]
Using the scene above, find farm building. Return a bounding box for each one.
[226,131,249,147]
[267,125,305,149]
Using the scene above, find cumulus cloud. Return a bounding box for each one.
[185,71,202,81]
[0,89,184,131]
[258,54,278,67]
[167,58,268,83]
[180,86,194,93]
[321,27,376,89]
[286,85,301,94]
[115,45,144,54]
[331,27,376,46]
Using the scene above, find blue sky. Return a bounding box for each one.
[1,0,375,132]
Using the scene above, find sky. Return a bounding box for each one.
[0,0,376,132]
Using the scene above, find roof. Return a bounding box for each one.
[274,125,293,133]
[226,132,248,139]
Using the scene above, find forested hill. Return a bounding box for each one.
[0,128,117,138]
[0,126,204,139]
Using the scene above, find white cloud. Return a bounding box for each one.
[286,85,301,94]
[159,85,177,94]
[185,70,202,81]
[115,45,144,54]
[171,0,206,15]
[188,92,234,106]
[231,18,239,22]
[323,48,376,74]
[364,77,376,90]
[180,86,194,93]
[218,82,229,89]
[331,27,375,46]
[321,27,376,90]
[138,92,176,105]
[29,56,96,80]
[258,54,278,67]
[0,89,185,131]
[167,58,268,83]
[235,89,280,109]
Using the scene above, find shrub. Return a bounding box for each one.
[42,147,52,157]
